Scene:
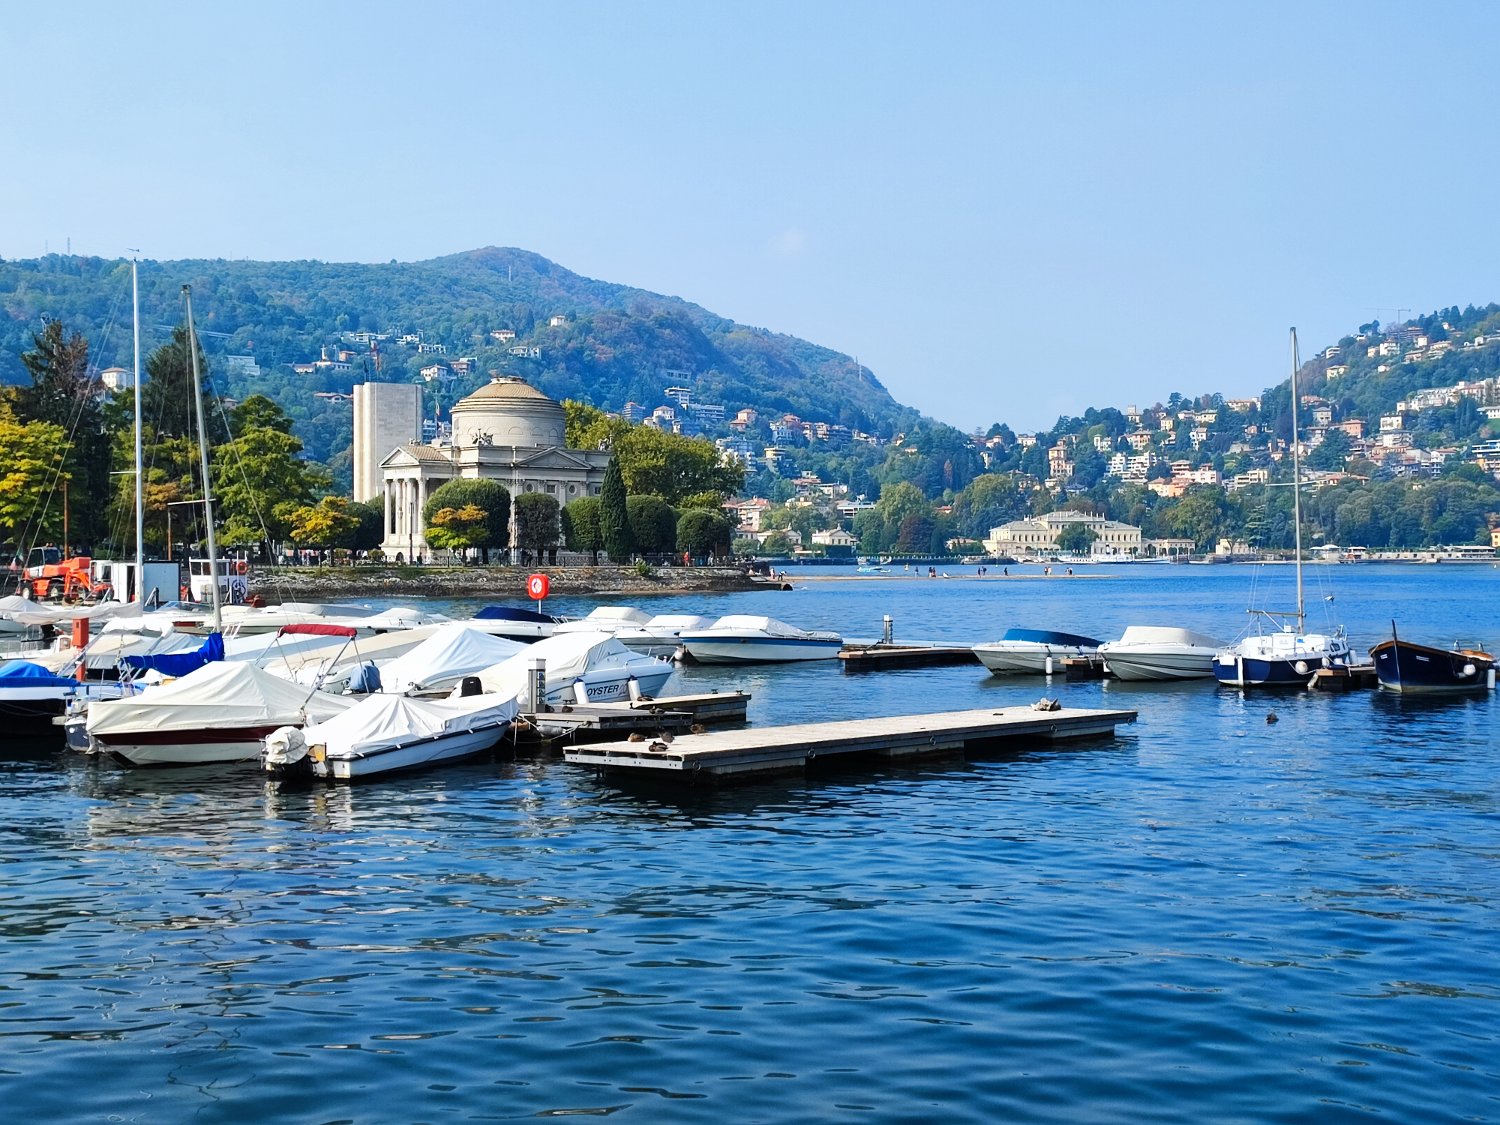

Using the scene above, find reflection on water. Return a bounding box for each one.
[1,565,1497,1121]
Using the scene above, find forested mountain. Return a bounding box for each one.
[0,248,918,476]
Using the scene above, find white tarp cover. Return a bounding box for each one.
[556,606,652,633]
[474,630,631,699]
[87,660,354,737]
[302,691,519,760]
[378,624,526,694]
[1109,626,1225,648]
[0,596,144,628]
[698,615,813,639]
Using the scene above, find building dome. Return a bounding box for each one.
[449,376,565,449]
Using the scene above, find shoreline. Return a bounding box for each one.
[249,563,764,601]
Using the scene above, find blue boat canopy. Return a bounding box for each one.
[121,631,225,676]
[0,660,80,689]
[999,627,1103,647]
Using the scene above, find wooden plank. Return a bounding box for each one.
[839,644,980,672]
[566,705,1136,782]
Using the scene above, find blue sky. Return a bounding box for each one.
[5,1,1498,432]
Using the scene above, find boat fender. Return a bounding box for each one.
[263,726,309,768]
[1294,660,1310,675]
[1461,663,1477,677]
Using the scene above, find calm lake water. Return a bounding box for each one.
[3,562,1497,1122]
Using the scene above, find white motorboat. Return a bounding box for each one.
[615,613,719,659]
[262,689,519,781]
[554,606,653,637]
[375,624,526,695]
[83,660,354,765]
[1098,626,1225,680]
[473,630,675,705]
[464,605,563,642]
[972,628,1104,674]
[678,615,843,664]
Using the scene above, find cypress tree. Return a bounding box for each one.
[599,455,634,563]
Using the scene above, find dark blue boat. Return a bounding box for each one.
[1369,635,1496,695]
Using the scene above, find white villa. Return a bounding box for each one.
[983,511,1143,559]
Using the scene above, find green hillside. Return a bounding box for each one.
[0,248,917,471]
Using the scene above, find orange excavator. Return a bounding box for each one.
[19,547,110,602]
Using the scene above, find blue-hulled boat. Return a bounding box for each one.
[1370,630,1496,695]
[1215,328,1352,689]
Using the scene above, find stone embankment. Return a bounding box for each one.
[250,564,763,602]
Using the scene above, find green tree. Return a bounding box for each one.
[0,402,69,543]
[561,496,602,563]
[18,321,112,549]
[288,496,362,548]
[212,395,327,558]
[348,499,384,552]
[626,494,677,555]
[424,504,489,556]
[423,479,511,562]
[142,326,223,443]
[1054,521,1097,554]
[599,455,633,562]
[514,492,561,559]
[1306,429,1351,471]
[677,508,733,560]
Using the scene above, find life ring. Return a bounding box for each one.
[233,560,249,576]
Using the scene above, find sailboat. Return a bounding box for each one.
[1213,328,1352,688]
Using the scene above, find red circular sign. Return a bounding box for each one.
[526,573,550,601]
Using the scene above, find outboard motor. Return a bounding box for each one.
[458,675,483,698]
[262,725,316,784]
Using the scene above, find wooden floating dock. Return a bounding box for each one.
[1307,664,1379,692]
[522,691,751,744]
[839,642,980,672]
[565,705,1137,783]
[1062,656,1110,681]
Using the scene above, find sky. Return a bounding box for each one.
[5,0,1499,433]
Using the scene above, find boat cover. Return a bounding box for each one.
[378,624,526,694]
[473,605,559,624]
[121,631,225,676]
[301,691,519,760]
[473,630,642,699]
[642,614,717,631]
[86,660,353,737]
[559,606,652,629]
[0,660,80,689]
[998,627,1103,647]
[1106,626,1224,648]
[692,615,839,640]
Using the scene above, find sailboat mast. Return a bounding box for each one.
[182,285,222,631]
[131,257,144,602]
[1289,327,1304,630]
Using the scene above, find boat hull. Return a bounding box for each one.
[320,725,509,780]
[1369,639,1496,695]
[96,725,282,766]
[973,643,1098,675]
[1100,647,1218,680]
[681,637,843,664]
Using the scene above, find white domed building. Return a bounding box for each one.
[369,376,610,558]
